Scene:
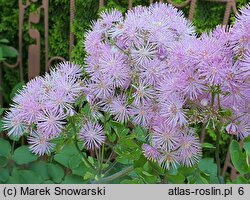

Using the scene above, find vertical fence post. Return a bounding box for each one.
[99,0,104,8]
[44,0,49,72]
[128,0,133,9]
[188,0,196,20]
[69,0,75,60]
[223,0,232,25]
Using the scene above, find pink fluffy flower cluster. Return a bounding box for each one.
[83,3,250,169]
[3,62,84,155]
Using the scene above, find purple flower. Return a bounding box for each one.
[129,104,151,127]
[57,62,83,78]
[158,151,179,170]
[152,124,181,151]
[132,80,155,106]
[88,77,114,99]
[231,4,250,54]
[110,94,130,123]
[159,94,187,126]
[79,121,106,150]
[37,109,66,139]
[28,131,55,156]
[237,119,250,140]
[53,75,84,100]
[142,144,160,162]
[100,9,123,30]
[177,131,202,167]
[3,109,26,137]
[179,69,206,100]
[99,51,131,88]
[131,42,157,67]
[45,89,75,116]
[140,58,166,86]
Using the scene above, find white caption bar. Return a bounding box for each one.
[0,184,249,200]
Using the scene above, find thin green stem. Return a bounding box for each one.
[104,150,114,165]
[96,148,102,177]
[211,92,215,107]
[217,86,222,111]
[98,113,107,175]
[93,166,133,184]
[103,161,117,176]
[74,139,96,171]
[215,127,222,183]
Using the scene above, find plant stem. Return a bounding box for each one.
[93,166,133,184]
[11,141,15,155]
[103,161,117,176]
[74,139,96,171]
[215,127,222,183]
[98,113,107,175]
[105,150,114,165]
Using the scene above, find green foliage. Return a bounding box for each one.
[12,146,38,165]
[0,39,18,61]
[230,140,250,176]
[47,163,65,183]
[0,138,11,158]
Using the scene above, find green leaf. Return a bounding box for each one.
[18,170,43,184]
[230,140,249,175]
[167,173,186,184]
[54,141,79,168]
[2,45,18,58]
[8,134,21,141]
[134,155,147,168]
[133,126,146,142]
[0,120,3,133]
[0,156,8,167]
[12,145,37,165]
[120,178,144,184]
[62,175,84,184]
[0,168,9,183]
[201,142,216,149]
[0,138,11,157]
[8,169,43,184]
[6,176,20,184]
[69,154,83,170]
[243,136,250,155]
[233,176,249,184]
[0,108,5,116]
[178,167,196,177]
[30,161,49,180]
[0,47,3,60]
[135,168,158,183]
[195,175,209,184]
[43,180,55,184]
[72,162,88,177]
[47,163,65,183]
[0,39,9,44]
[198,158,217,175]
[110,120,126,136]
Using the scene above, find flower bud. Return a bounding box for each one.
[226,123,238,135]
[200,98,209,106]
